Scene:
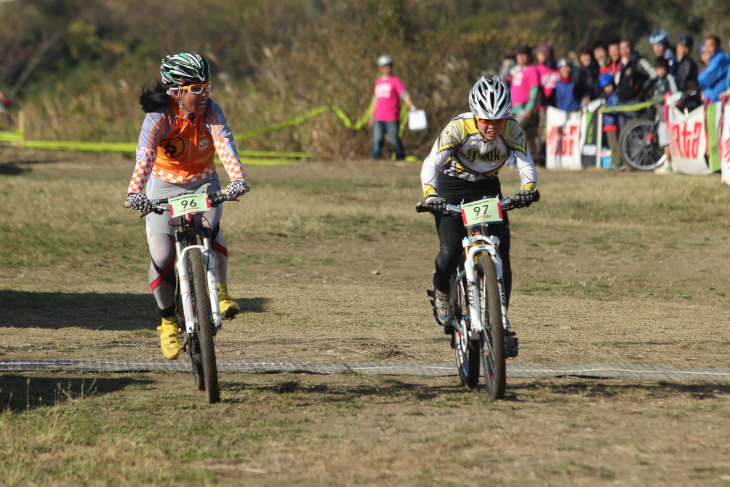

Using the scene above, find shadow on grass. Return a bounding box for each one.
[508,379,730,401]
[224,377,466,403]
[0,162,30,175]
[0,290,268,330]
[0,374,154,413]
[0,155,76,175]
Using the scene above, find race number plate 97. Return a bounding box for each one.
[461,198,503,227]
[168,193,210,217]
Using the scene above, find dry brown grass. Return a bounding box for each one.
[1,146,729,486]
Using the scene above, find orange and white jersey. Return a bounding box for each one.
[128,99,245,194]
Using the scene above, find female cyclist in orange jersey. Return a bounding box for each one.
[126,53,249,360]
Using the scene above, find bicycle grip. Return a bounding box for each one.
[415,201,431,213]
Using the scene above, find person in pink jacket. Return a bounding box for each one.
[368,54,417,160]
[534,43,559,166]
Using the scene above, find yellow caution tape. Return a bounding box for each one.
[1,101,422,162]
[601,100,656,113]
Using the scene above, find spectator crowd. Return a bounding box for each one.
[499,31,730,171]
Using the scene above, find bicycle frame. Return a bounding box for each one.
[174,216,222,334]
[454,226,508,338]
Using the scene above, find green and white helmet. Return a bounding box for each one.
[160,53,210,86]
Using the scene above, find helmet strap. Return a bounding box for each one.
[170,87,194,119]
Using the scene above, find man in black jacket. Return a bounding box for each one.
[616,40,656,130]
[676,34,699,91]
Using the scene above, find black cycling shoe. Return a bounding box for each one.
[505,334,519,358]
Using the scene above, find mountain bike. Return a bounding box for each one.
[126,190,236,403]
[618,90,701,171]
[618,102,667,171]
[417,195,531,400]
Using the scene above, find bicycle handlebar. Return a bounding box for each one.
[415,196,520,216]
[123,190,234,214]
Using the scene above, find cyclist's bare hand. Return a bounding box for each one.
[127,192,151,212]
[426,195,447,213]
[226,179,249,199]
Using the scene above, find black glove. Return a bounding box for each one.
[127,192,151,212]
[426,195,447,213]
[226,179,249,199]
[514,189,540,208]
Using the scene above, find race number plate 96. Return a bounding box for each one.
[461,198,503,227]
[168,193,210,217]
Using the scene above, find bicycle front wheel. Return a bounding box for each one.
[452,271,481,389]
[619,118,666,171]
[188,248,220,404]
[477,257,506,400]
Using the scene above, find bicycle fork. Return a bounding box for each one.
[175,238,223,334]
[462,238,510,337]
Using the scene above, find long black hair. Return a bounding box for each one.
[140,81,172,113]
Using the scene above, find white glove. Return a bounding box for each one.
[226,179,250,199]
[127,193,151,212]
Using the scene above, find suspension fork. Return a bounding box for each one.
[463,237,509,334]
[174,232,196,334]
[200,230,222,329]
[175,223,222,334]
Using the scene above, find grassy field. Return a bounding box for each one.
[1,145,730,486]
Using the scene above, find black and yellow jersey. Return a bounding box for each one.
[420,112,537,198]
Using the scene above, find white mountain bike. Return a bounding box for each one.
[126,190,236,403]
[418,195,533,399]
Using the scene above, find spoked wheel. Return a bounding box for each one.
[452,271,480,389]
[188,335,205,391]
[477,258,506,400]
[188,248,220,403]
[619,118,667,171]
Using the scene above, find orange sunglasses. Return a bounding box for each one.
[179,81,212,95]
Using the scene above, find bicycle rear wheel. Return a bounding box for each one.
[188,248,220,403]
[619,118,666,171]
[478,257,506,400]
[452,271,480,389]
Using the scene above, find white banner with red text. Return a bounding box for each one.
[667,103,711,175]
[545,106,583,170]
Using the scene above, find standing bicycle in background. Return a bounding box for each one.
[421,75,539,338]
[126,53,249,360]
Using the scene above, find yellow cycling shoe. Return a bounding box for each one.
[157,317,181,360]
[218,283,240,319]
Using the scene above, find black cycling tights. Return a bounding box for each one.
[432,173,512,306]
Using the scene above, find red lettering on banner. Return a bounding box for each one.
[671,124,681,157]
[547,126,560,155]
[722,133,730,165]
[564,126,578,156]
[674,121,703,159]
[547,125,579,157]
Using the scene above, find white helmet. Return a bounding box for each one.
[377,54,394,67]
[469,75,512,120]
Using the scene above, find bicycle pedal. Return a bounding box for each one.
[427,289,435,298]
[443,324,453,335]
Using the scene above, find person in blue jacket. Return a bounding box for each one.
[555,57,581,112]
[599,73,622,170]
[697,35,729,102]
